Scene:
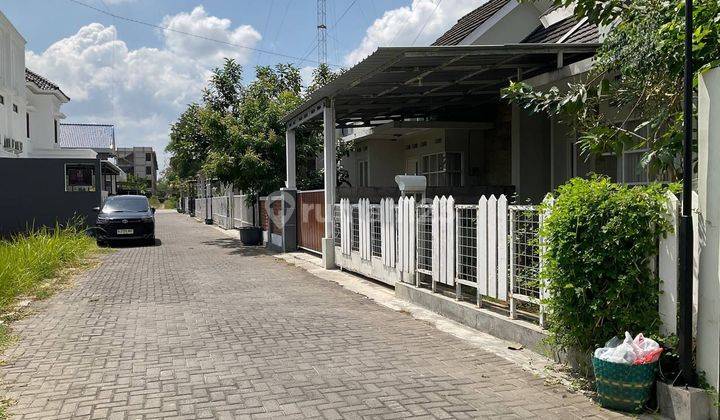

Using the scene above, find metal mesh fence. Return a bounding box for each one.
[333,204,341,247]
[456,205,478,284]
[352,205,359,251]
[416,204,432,274]
[510,205,541,301]
[370,205,381,258]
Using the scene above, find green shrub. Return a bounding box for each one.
[164,196,178,209]
[540,176,675,355]
[0,225,97,310]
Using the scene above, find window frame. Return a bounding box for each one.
[64,163,97,192]
[358,160,369,187]
[420,151,462,187]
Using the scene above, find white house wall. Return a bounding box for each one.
[461,1,550,45]
[26,92,61,154]
[341,126,510,190]
[0,14,27,158]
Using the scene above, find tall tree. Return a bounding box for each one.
[165,103,211,181]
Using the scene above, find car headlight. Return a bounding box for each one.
[97,217,110,224]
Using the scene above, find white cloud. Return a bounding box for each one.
[161,6,261,63]
[25,7,261,170]
[344,0,480,66]
[299,66,315,90]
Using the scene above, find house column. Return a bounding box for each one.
[697,66,720,419]
[322,100,337,269]
[285,129,296,190]
[281,128,298,252]
[205,180,213,224]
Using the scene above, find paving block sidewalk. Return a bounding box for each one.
[0,213,629,419]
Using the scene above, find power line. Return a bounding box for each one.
[412,0,444,45]
[66,0,340,67]
[330,0,359,30]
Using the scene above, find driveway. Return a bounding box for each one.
[0,212,626,419]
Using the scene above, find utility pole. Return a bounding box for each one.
[679,0,695,386]
[317,0,327,65]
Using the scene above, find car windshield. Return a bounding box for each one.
[102,196,149,213]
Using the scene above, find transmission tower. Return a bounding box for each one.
[317,0,327,65]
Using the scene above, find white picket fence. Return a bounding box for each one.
[194,198,208,222]
[333,192,689,329]
[232,194,257,228]
[193,193,259,230]
[212,196,232,229]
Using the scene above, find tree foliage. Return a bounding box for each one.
[166,59,344,199]
[200,62,312,198]
[539,177,675,355]
[504,0,720,180]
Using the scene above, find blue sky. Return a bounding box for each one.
[1,0,481,170]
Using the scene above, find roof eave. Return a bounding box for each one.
[282,43,599,125]
[26,83,71,102]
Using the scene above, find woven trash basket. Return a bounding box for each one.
[592,357,657,412]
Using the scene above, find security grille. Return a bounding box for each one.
[333,204,341,247]
[370,204,382,257]
[416,204,432,274]
[456,205,478,284]
[352,205,359,251]
[510,205,541,301]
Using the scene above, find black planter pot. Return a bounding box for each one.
[239,226,262,246]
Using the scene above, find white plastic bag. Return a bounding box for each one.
[594,332,636,364]
[632,333,659,359]
[594,332,658,364]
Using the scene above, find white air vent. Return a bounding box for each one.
[3,137,14,150]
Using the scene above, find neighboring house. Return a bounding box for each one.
[0,11,101,236]
[116,147,158,194]
[323,1,606,204]
[58,123,127,200]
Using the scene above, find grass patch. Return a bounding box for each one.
[0,225,98,311]
[0,225,99,419]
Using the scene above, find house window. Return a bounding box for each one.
[145,152,152,162]
[12,104,18,113]
[592,121,650,185]
[54,120,58,143]
[65,164,96,192]
[26,113,30,138]
[0,95,4,105]
[145,166,152,175]
[421,152,461,187]
[358,160,369,187]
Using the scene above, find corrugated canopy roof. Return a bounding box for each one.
[283,44,597,128]
[58,123,116,151]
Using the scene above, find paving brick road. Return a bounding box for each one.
[0,212,628,419]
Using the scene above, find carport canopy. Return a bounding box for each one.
[282,43,598,129]
[280,43,598,263]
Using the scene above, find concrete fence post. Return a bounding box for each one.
[697,66,720,419]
